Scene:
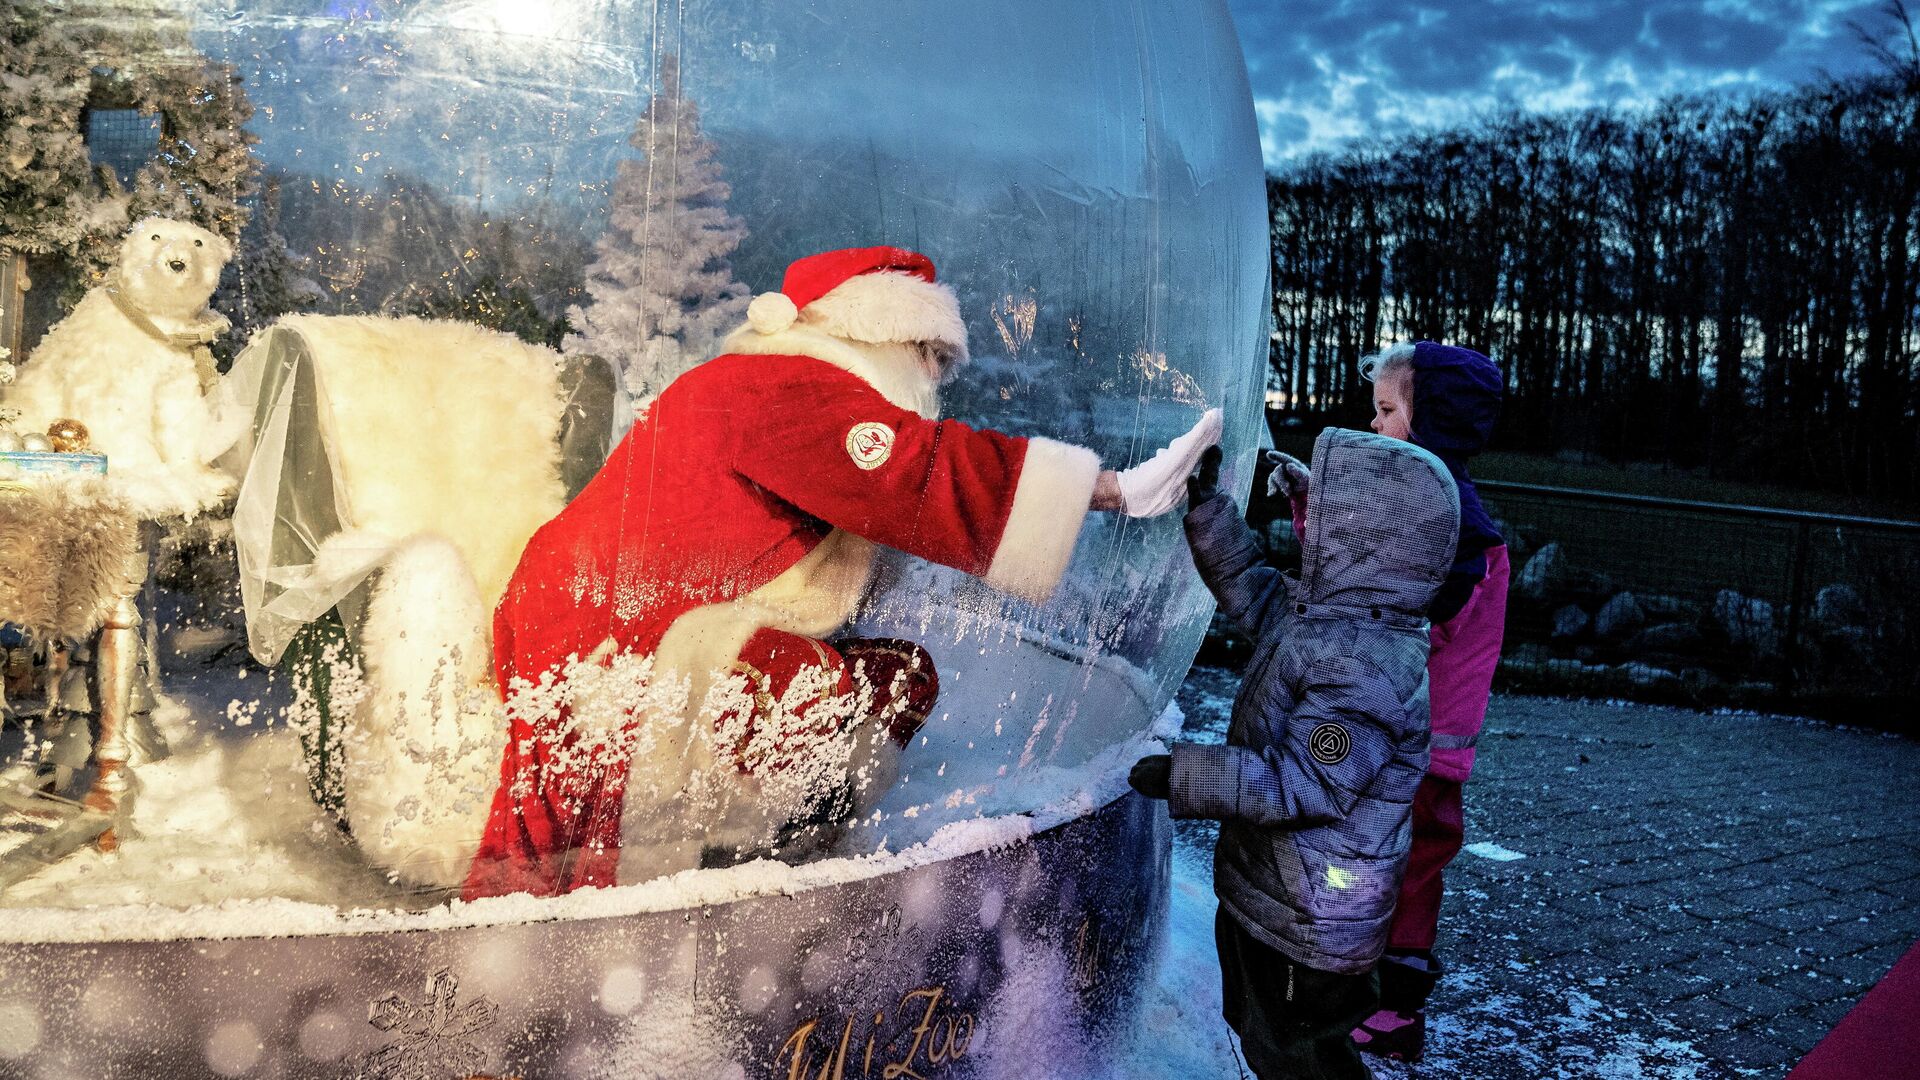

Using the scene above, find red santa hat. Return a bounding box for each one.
[744,246,969,363]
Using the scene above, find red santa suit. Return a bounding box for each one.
[464,248,1102,899]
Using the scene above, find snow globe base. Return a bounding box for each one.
[0,790,1169,1078]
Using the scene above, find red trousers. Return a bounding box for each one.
[1386,773,1466,952]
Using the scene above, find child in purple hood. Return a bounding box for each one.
[1346,341,1509,1062]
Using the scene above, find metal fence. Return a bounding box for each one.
[1480,481,1920,716]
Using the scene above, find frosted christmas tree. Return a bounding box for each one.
[0,1,98,258]
[565,54,749,404]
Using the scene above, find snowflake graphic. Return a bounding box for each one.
[351,966,499,1080]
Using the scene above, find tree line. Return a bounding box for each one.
[1267,11,1920,507]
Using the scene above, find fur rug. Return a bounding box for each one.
[0,480,141,640]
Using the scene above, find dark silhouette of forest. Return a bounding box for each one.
[1266,4,1920,507]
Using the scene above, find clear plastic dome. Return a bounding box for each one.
[1,0,1267,918]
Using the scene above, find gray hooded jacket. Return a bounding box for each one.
[1170,428,1461,974]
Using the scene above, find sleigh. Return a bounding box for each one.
[224,314,621,889]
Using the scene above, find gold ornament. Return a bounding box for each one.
[46,418,90,453]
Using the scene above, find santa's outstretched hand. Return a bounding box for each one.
[1097,408,1224,517]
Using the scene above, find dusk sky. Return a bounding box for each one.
[1223,0,1906,165]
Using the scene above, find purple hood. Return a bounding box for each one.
[1410,342,1504,606]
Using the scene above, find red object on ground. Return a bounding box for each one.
[1787,938,1920,1079]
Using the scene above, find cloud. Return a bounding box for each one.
[1227,0,1895,165]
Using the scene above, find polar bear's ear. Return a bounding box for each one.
[211,231,234,263]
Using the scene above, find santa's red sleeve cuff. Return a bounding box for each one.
[984,437,1101,603]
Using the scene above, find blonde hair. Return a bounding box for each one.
[1358,342,1417,383]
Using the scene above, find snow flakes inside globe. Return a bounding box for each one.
[977,887,1006,930]
[202,1019,264,1077]
[587,994,747,1080]
[459,934,531,999]
[297,1009,358,1062]
[734,964,782,1015]
[597,964,647,1015]
[797,940,842,996]
[79,974,156,1037]
[0,999,42,1060]
[899,870,945,925]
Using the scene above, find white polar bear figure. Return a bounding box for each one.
[6,218,244,519]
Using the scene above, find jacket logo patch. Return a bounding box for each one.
[846,422,895,470]
[1309,723,1351,765]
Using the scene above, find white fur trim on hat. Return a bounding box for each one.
[800,271,969,362]
[747,291,799,335]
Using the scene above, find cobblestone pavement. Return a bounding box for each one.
[1173,668,1920,1079]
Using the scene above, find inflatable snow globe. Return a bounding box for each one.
[0,0,1268,1074]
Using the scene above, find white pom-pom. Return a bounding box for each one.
[747,292,799,335]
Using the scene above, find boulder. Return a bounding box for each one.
[1594,592,1648,642]
[1626,622,1704,655]
[1712,589,1780,659]
[1637,593,1704,625]
[1504,642,1551,670]
[1514,542,1615,605]
[1551,604,1591,641]
[1678,667,1724,694]
[1515,543,1564,602]
[1490,517,1531,564]
[1621,661,1678,688]
[1817,625,1877,681]
[1812,584,1866,631]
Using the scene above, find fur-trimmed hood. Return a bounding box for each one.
[719,321,945,420]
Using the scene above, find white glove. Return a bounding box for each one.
[1117,409,1224,517]
[1265,450,1310,501]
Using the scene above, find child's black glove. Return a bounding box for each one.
[1128,754,1172,800]
[1185,445,1223,506]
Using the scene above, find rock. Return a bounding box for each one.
[1515,543,1562,602]
[1678,667,1724,693]
[1818,625,1876,679]
[1551,604,1590,640]
[1637,593,1704,625]
[1621,661,1678,688]
[1490,517,1531,564]
[1813,584,1866,631]
[1712,590,1780,659]
[1625,622,1704,655]
[1594,592,1648,642]
[1505,642,1551,670]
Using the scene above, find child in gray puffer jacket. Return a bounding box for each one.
[1130,427,1459,1080]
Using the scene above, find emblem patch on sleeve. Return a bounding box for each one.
[1309,722,1351,765]
[846,421,895,470]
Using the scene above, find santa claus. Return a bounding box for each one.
[464,246,1219,899]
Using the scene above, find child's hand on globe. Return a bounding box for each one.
[1186,445,1223,505]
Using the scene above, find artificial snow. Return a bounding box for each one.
[0,662,1177,944]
